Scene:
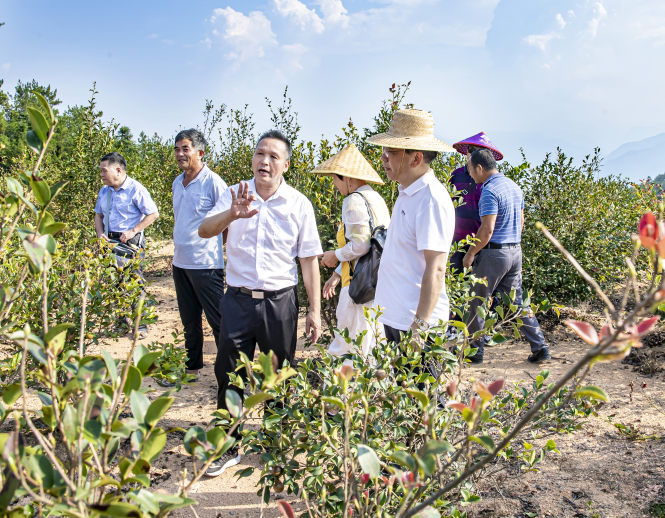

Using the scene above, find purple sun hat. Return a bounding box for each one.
[453,132,504,161]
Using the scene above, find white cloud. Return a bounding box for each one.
[283,43,309,53]
[556,13,566,29]
[525,32,560,52]
[146,33,159,39]
[273,0,325,33]
[200,38,212,50]
[210,7,278,60]
[316,0,350,27]
[588,2,607,37]
[1,63,10,70]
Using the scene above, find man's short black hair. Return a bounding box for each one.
[100,152,127,172]
[469,148,497,172]
[405,149,439,164]
[175,128,207,152]
[256,129,292,159]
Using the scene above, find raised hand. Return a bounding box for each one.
[230,181,259,220]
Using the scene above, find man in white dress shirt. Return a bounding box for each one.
[171,129,228,383]
[367,109,456,343]
[198,129,322,476]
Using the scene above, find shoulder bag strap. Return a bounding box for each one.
[349,191,376,233]
[104,188,112,238]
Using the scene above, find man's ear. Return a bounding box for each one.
[411,151,423,168]
[283,159,290,172]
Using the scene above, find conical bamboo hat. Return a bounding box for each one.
[310,144,385,185]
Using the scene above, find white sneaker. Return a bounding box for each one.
[205,448,241,477]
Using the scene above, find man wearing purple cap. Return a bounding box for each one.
[449,132,504,273]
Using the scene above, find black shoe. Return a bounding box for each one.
[528,347,551,364]
[205,447,241,477]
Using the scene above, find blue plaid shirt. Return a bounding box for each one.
[479,173,524,244]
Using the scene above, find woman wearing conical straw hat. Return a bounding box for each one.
[312,144,391,360]
[366,109,456,344]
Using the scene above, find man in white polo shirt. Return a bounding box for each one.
[171,129,228,384]
[367,109,456,343]
[198,129,322,476]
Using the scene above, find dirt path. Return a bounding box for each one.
[18,241,665,517]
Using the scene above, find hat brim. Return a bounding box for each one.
[367,132,456,153]
[310,168,385,185]
[452,142,504,161]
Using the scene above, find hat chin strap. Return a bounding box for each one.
[391,149,406,204]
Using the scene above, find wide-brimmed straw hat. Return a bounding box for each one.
[310,144,384,185]
[366,109,455,153]
[453,132,504,161]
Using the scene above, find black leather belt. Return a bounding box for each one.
[486,242,520,249]
[230,285,294,299]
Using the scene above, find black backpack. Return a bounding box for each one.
[347,192,387,304]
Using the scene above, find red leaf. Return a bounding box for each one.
[476,381,493,401]
[488,379,505,396]
[637,316,659,334]
[639,212,659,243]
[657,239,665,258]
[565,320,599,345]
[446,401,468,412]
[446,380,457,398]
[600,324,612,341]
[277,501,295,518]
[471,397,481,411]
[359,473,370,485]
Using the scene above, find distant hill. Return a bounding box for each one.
[601,133,665,182]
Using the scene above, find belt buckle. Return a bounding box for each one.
[252,291,264,299]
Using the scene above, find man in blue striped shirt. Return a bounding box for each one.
[462,148,551,364]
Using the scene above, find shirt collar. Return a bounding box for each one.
[355,184,373,193]
[115,175,132,191]
[482,172,504,188]
[184,165,210,186]
[400,169,434,197]
[250,176,293,202]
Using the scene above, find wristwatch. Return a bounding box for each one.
[413,316,430,333]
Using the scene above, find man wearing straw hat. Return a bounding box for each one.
[366,109,456,343]
[312,144,391,360]
[449,132,504,274]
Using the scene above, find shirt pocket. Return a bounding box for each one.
[271,214,298,250]
[196,195,214,212]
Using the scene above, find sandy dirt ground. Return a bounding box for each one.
[5,241,665,517]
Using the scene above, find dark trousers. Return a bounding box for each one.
[215,286,299,437]
[384,324,405,345]
[468,246,546,357]
[172,266,225,371]
[449,248,466,275]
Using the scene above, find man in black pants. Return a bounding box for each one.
[199,129,323,477]
[171,129,228,382]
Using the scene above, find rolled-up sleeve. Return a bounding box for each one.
[206,184,233,218]
[297,199,323,258]
[335,194,371,262]
[94,188,106,214]
[135,187,158,216]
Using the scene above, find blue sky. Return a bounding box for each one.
[2,0,665,166]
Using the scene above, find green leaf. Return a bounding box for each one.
[136,351,162,376]
[244,392,274,410]
[22,239,47,272]
[575,385,608,402]
[102,350,118,385]
[356,444,380,479]
[140,428,166,462]
[29,177,51,206]
[82,420,102,443]
[6,178,24,197]
[41,222,66,236]
[130,391,151,425]
[257,352,277,387]
[26,130,43,154]
[144,397,174,428]
[322,396,345,409]
[1,384,21,406]
[32,91,54,124]
[62,405,78,442]
[183,426,207,455]
[423,440,454,456]
[225,390,242,418]
[491,333,509,344]
[405,389,429,408]
[26,107,49,142]
[388,450,417,471]
[129,489,160,514]
[44,323,73,356]
[123,365,142,395]
[470,435,495,452]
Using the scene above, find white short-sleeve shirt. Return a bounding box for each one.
[172,166,228,269]
[374,170,455,331]
[205,177,323,291]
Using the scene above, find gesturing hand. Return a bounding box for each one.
[230,181,259,220]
